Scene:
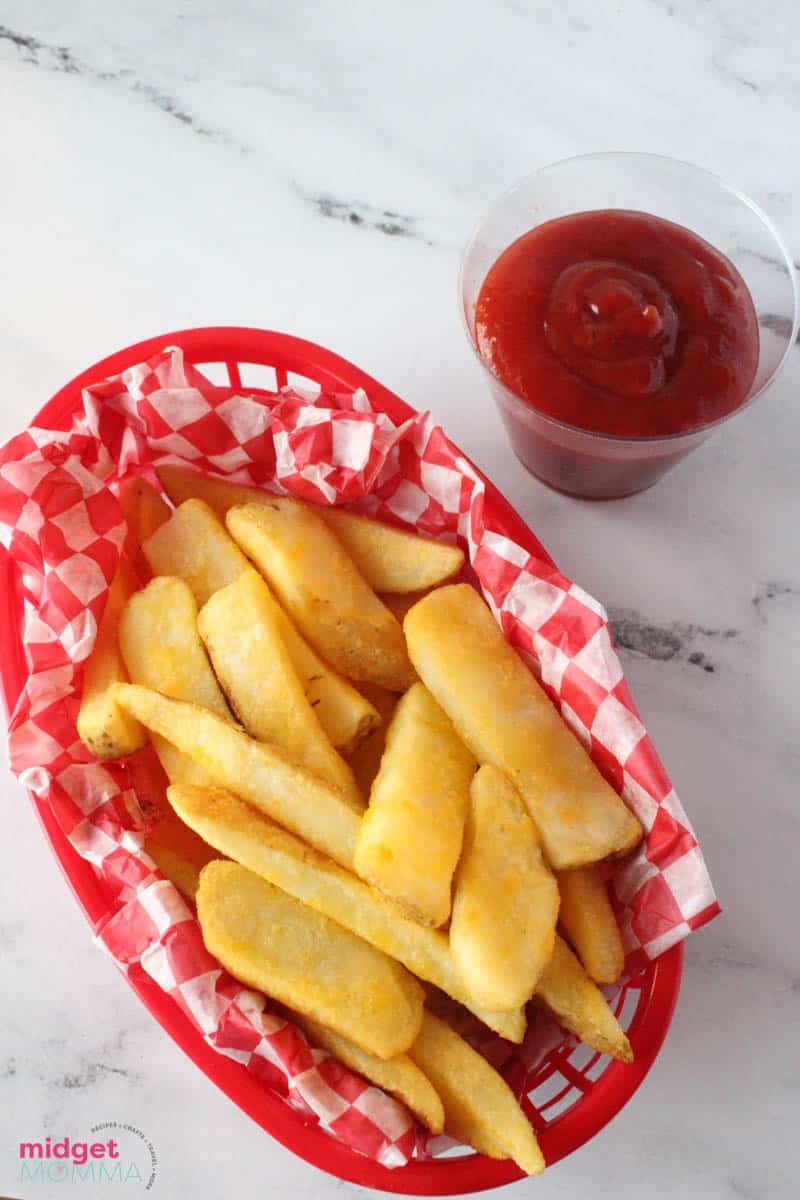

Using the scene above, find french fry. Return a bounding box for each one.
[77,477,172,759]
[120,578,231,716]
[322,510,463,595]
[297,1016,445,1133]
[157,464,464,593]
[144,499,250,606]
[409,1012,545,1176]
[156,465,275,517]
[404,585,643,870]
[198,570,362,808]
[278,622,380,755]
[227,501,415,691]
[556,866,625,985]
[450,765,559,1010]
[114,685,361,871]
[77,558,147,759]
[141,635,223,903]
[167,785,526,1042]
[145,843,204,901]
[118,576,232,787]
[117,476,171,582]
[379,590,433,624]
[354,683,475,926]
[138,733,211,790]
[535,935,632,1062]
[346,684,398,796]
[422,987,483,1038]
[197,861,424,1060]
[145,802,219,901]
[141,492,378,752]
[118,475,171,542]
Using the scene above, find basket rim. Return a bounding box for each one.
[0,326,683,1194]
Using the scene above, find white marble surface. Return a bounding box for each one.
[1,3,798,1198]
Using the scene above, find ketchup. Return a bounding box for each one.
[475,210,759,438]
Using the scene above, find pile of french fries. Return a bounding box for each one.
[77,465,643,1176]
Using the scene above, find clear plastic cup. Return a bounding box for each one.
[460,153,799,499]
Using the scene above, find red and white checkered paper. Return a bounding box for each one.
[0,346,719,1168]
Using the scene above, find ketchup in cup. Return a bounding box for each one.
[476,211,759,438]
[461,156,798,499]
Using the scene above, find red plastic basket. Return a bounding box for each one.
[0,328,682,1193]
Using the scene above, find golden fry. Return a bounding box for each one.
[197,861,423,1059]
[167,785,525,1042]
[118,475,171,542]
[379,590,433,624]
[297,1016,444,1133]
[557,866,625,985]
[346,684,398,796]
[450,765,559,1010]
[157,464,464,593]
[422,988,481,1038]
[144,499,250,606]
[276,619,380,754]
[145,801,219,901]
[404,585,642,869]
[156,464,259,513]
[198,570,362,807]
[118,576,231,786]
[156,464,273,516]
[354,683,475,926]
[535,935,632,1062]
[80,477,172,758]
[115,489,219,782]
[77,558,147,759]
[142,488,379,751]
[144,842,204,901]
[114,685,361,870]
[117,475,171,583]
[119,577,231,716]
[227,501,414,691]
[409,1012,544,1176]
[321,510,463,594]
